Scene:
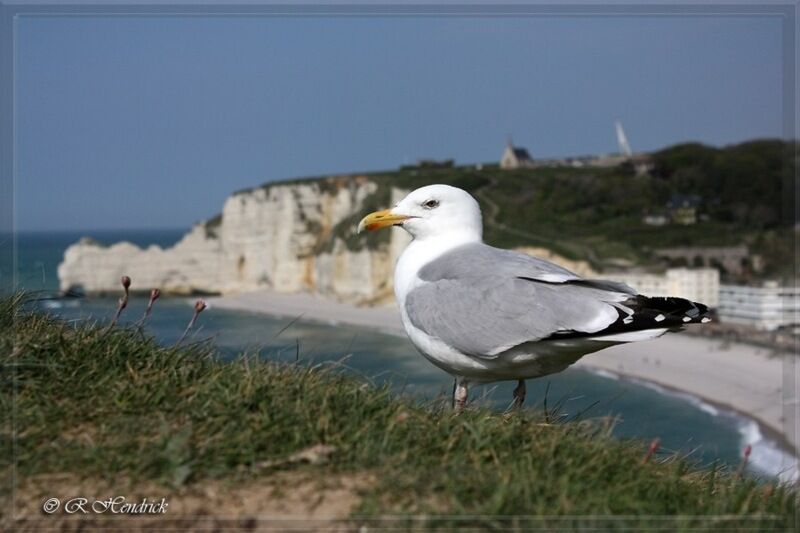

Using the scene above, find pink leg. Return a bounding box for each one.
[513,379,526,409]
[453,379,468,412]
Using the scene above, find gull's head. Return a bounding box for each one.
[357,184,482,241]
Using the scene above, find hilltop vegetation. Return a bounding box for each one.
[2,295,797,529]
[650,140,794,230]
[276,139,793,279]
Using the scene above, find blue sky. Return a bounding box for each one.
[16,15,784,231]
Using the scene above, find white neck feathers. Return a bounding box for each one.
[394,230,481,304]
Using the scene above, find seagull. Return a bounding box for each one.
[358,184,711,410]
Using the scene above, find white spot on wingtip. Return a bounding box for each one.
[682,316,691,322]
[623,316,633,324]
[701,317,711,323]
[654,314,665,322]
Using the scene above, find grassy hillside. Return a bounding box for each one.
[2,295,796,529]
[262,139,795,279]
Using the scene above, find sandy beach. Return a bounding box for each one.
[208,289,799,462]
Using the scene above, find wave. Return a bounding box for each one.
[40,299,81,310]
[589,368,620,381]
[737,418,799,483]
[586,367,798,481]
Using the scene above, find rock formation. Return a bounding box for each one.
[58,176,411,305]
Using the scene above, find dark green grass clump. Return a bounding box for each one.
[1,295,796,529]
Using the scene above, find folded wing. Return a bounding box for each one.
[406,243,709,359]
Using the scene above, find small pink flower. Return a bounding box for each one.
[642,438,660,464]
[176,299,209,347]
[737,444,754,478]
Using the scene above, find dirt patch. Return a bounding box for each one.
[4,470,373,531]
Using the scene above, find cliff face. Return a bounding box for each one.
[58,177,411,304]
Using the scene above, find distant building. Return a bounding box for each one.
[589,154,630,168]
[607,268,720,308]
[667,194,701,225]
[500,141,534,169]
[718,282,800,331]
[642,213,669,227]
[538,152,652,173]
[627,154,655,176]
[642,193,701,227]
[654,245,757,276]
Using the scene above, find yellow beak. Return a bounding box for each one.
[357,209,411,233]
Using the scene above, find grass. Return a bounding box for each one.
[1,293,797,529]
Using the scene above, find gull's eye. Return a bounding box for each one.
[422,199,440,210]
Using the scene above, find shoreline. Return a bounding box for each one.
[580,366,797,476]
[208,289,798,466]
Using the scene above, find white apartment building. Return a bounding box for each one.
[717,282,800,331]
[608,268,720,308]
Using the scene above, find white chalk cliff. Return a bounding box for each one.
[58,177,411,305]
[59,175,595,305]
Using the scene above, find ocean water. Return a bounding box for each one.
[13,229,798,480]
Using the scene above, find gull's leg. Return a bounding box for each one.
[453,378,469,412]
[512,379,526,409]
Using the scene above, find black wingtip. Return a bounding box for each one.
[541,296,712,342]
[641,296,712,326]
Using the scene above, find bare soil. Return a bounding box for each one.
[4,470,374,532]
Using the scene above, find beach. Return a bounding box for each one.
[208,289,798,468]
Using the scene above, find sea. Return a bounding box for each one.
[12,228,799,482]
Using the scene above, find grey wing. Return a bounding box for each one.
[416,242,582,284]
[405,276,630,359]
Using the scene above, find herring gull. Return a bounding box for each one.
[357,184,711,410]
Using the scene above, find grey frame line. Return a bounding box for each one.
[0,1,795,528]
